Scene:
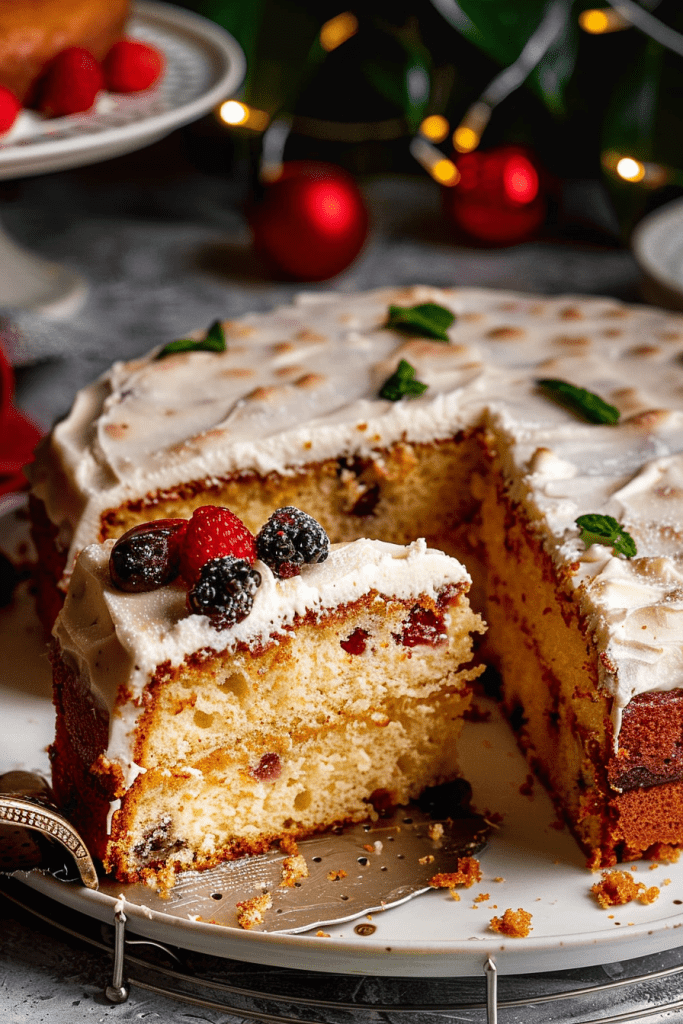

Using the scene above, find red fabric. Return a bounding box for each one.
[0,344,43,496]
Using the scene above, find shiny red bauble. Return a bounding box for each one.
[249,162,369,281]
[443,146,546,245]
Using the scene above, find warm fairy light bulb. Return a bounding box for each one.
[219,100,249,125]
[453,125,480,154]
[420,115,449,144]
[432,159,461,186]
[616,157,646,182]
[410,137,460,186]
[320,12,358,52]
[219,101,269,131]
[579,8,630,33]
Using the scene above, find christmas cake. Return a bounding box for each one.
[30,284,683,868]
[0,0,129,103]
[50,517,483,882]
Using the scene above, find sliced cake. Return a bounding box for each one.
[49,509,484,882]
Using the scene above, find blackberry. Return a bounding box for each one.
[187,556,261,628]
[255,507,329,579]
[110,519,186,592]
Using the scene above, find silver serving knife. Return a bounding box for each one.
[0,771,490,933]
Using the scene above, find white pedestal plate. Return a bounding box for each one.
[0,0,245,316]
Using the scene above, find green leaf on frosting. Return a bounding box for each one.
[386,303,455,341]
[536,379,620,425]
[157,320,226,358]
[379,359,428,401]
[575,514,636,558]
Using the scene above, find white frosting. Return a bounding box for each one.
[53,537,469,789]
[34,285,683,744]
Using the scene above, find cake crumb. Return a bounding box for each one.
[419,854,435,865]
[280,836,299,855]
[647,844,681,864]
[280,854,308,888]
[236,892,272,930]
[316,930,331,938]
[327,869,347,881]
[428,822,444,841]
[374,840,383,854]
[489,908,533,938]
[591,870,660,908]
[493,877,505,883]
[474,893,490,903]
[363,844,374,853]
[429,857,482,891]
[663,879,672,886]
[451,891,460,901]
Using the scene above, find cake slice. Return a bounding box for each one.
[49,522,484,883]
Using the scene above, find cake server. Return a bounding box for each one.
[0,771,490,933]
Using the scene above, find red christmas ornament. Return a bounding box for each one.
[249,162,368,281]
[443,146,546,245]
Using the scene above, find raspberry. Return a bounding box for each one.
[187,556,261,628]
[179,506,256,584]
[0,87,20,134]
[255,507,329,579]
[109,519,187,592]
[37,48,104,117]
[103,40,165,93]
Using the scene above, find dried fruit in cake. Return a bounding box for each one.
[37,48,104,117]
[0,87,20,134]
[103,40,164,93]
[109,519,187,592]
[179,506,257,584]
[255,507,330,579]
[187,555,261,628]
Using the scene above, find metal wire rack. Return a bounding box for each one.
[4,876,683,1024]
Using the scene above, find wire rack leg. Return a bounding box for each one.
[484,957,497,1024]
[105,908,130,1004]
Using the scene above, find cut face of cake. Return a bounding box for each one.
[50,531,484,882]
[31,285,683,869]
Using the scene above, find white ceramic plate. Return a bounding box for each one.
[0,1,246,180]
[632,198,683,312]
[3,506,683,978]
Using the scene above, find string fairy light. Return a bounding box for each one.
[409,136,460,185]
[579,8,631,33]
[319,12,359,52]
[218,100,269,131]
[601,149,674,188]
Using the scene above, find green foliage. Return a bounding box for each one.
[575,514,637,558]
[157,321,226,358]
[379,359,429,401]
[536,379,620,424]
[386,303,455,341]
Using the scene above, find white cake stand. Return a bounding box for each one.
[0,0,245,317]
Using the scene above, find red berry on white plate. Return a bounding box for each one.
[37,48,104,117]
[103,40,165,93]
[0,87,21,134]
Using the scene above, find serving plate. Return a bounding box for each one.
[3,504,683,977]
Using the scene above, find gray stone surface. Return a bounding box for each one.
[3,132,679,1022]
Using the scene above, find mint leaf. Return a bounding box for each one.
[157,320,226,359]
[380,359,428,401]
[575,514,636,558]
[386,303,455,342]
[536,379,619,425]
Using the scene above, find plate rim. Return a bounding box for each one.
[631,196,683,299]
